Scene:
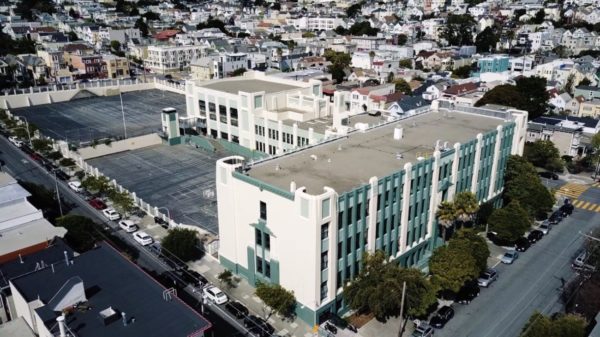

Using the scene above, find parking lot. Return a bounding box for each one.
[10,89,185,145]
[87,144,226,234]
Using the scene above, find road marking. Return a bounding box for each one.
[573,200,583,207]
[595,204,600,212]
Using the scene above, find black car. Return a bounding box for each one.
[179,270,207,286]
[53,169,70,181]
[538,171,558,180]
[455,280,480,304]
[243,315,273,337]
[323,322,338,334]
[548,211,563,225]
[20,144,34,155]
[155,216,169,229]
[225,301,249,319]
[528,230,544,243]
[515,237,531,252]
[560,203,574,216]
[429,306,454,328]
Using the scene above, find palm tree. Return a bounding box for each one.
[453,191,479,226]
[436,201,457,242]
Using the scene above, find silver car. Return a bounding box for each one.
[477,268,498,287]
[501,251,519,264]
[539,221,551,235]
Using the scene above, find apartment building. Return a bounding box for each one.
[292,17,347,31]
[184,71,344,155]
[69,54,107,79]
[213,52,250,79]
[103,54,130,79]
[144,45,207,74]
[476,55,509,74]
[215,102,527,326]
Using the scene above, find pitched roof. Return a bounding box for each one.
[444,82,478,96]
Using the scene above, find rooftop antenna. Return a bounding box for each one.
[122,312,127,327]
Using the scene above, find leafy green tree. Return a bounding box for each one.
[110,40,121,52]
[134,18,149,37]
[394,78,412,94]
[476,77,549,120]
[196,18,229,34]
[489,201,531,242]
[520,312,586,337]
[429,244,479,292]
[399,59,412,69]
[531,9,545,24]
[324,50,351,83]
[452,65,472,79]
[56,215,99,252]
[218,270,235,288]
[578,78,591,86]
[344,251,436,323]
[475,85,526,110]
[504,156,555,218]
[161,228,199,262]
[436,201,457,241]
[59,158,76,167]
[475,201,494,226]
[451,229,489,274]
[524,140,564,172]
[256,281,296,319]
[334,26,348,35]
[230,68,247,77]
[81,176,111,194]
[475,27,498,53]
[107,189,134,214]
[348,21,379,36]
[16,0,56,20]
[397,34,408,46]
[440,14,476,46]
[142,11,160,21]
[46,151,63,160]
[31,138,52,153]
[346,1,364,18]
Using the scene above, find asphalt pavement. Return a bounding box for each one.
[434,204,600,337]
[0,136,248,337]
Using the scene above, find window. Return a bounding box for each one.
[199,100,206,113]
[322,198,330,218]
[265,261,271,278]
[337,241,343,260]
[338,212,344,229]
[230,107,238,119]
[254,95,263,108]
[255,228,262,246]
[256,256,263,273]
[321,251,328,270]
[260,201,267,220]
[337,271,342,289]
[320,281,328,301]
[208,102,216,113]
[321,222,329,240]
[264,234,270,250]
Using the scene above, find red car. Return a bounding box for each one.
[89,198,107,210]
[30,153,42,161]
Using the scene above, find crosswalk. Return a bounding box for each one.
[572,199,600,212]
[555,183,590,199]
[593,182,600,188]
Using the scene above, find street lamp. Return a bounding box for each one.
[119,91,128,139]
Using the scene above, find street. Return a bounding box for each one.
[0,137,248,337]
[435,204,600,337]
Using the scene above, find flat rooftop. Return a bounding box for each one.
[11,243,210,337]
[200,79,302,94]
[248,110,507,194]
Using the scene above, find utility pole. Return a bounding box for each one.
[398,281,407,337]
[119,91,128,139]
[53,170,64,217]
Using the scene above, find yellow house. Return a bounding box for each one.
[102,54,130,79]
[578,99,600,118]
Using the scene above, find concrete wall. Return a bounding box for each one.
[0,78,181,110]
[76,134,162,159]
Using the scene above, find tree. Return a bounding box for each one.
[475,85,526,110]
[344,251,436,323]
[578,78,591,86]
[399,59,412,69]
[68,8,77,18]
[59,158,76,167]
[161,228,199,262]
[531,9,545,24]
[325,50,351,83]
[394,78,412,95]
[107,189,134,214]
[218,270,235,288]
[81,176,111,194]
[255,281,296,319]
[451,229,489,274]
[488,201,531,242]
[452,65,472,79]
[453,191,479,225]
[134,18,149,37]
[230,68,247,77]
[348,21,379,36]
[110,40,121,52]
[56,215,98,252]
[397,34,408,46]
[346,1,364,18]
[475,201,494,226]
[520,312,586,337]
[564,74,575,94]
[475,77,549,120]
[436,201,457,241]
[524,140,564,172]
[429,244,479,293]
[475,27,498,53]
[197,18,229,34]
[46,151,63,161]
[440,14,476,46]
[334,26,348,35]
[504,156,555,219]
[16,0,56,20]
[31,138,52,153]
[142,11,160,21]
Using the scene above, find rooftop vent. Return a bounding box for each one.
[99,306,120,326]
[393,127,403,140]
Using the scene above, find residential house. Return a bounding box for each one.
[102,54,130,79]
[475,55,510,74]
[574,85,600,100]
[527,115,600,156]
[144,45,207,74]
[578,98,600,118]
[348,83,395,114]
[70,54,107,79]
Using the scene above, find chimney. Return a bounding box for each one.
[57,314,66,337]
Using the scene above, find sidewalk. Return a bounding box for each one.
[359,315,417,337]
[189,255,315,337]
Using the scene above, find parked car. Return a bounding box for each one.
[53,169,70,181]
[178,270,207,287]
[501,250,519,264]
[20,144,34,155]
[538,171,558,180]
[477,268,498,287]
[548,211,563,225]
[515,237,531,252]
[8,136,23,147]
[539,221,551,235]
[323,321,338,334]
[67,181,83,192]
[225,301,249,319]
[573,250,587,268]
[203,286,228,304]
[328,315,358,332]
[154,216,169,229]
[243,315,273,337]
[411,323,435,337]
[429,306,454,328]
[118,220,138,233]
[148,242,162,256]
[528,230,544,243]
[30,153,42,161]
[133,231,154,246]
[89,198,107,210]
[102,207,121,221]
[455,280,480,304]
[560,203,574,216]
